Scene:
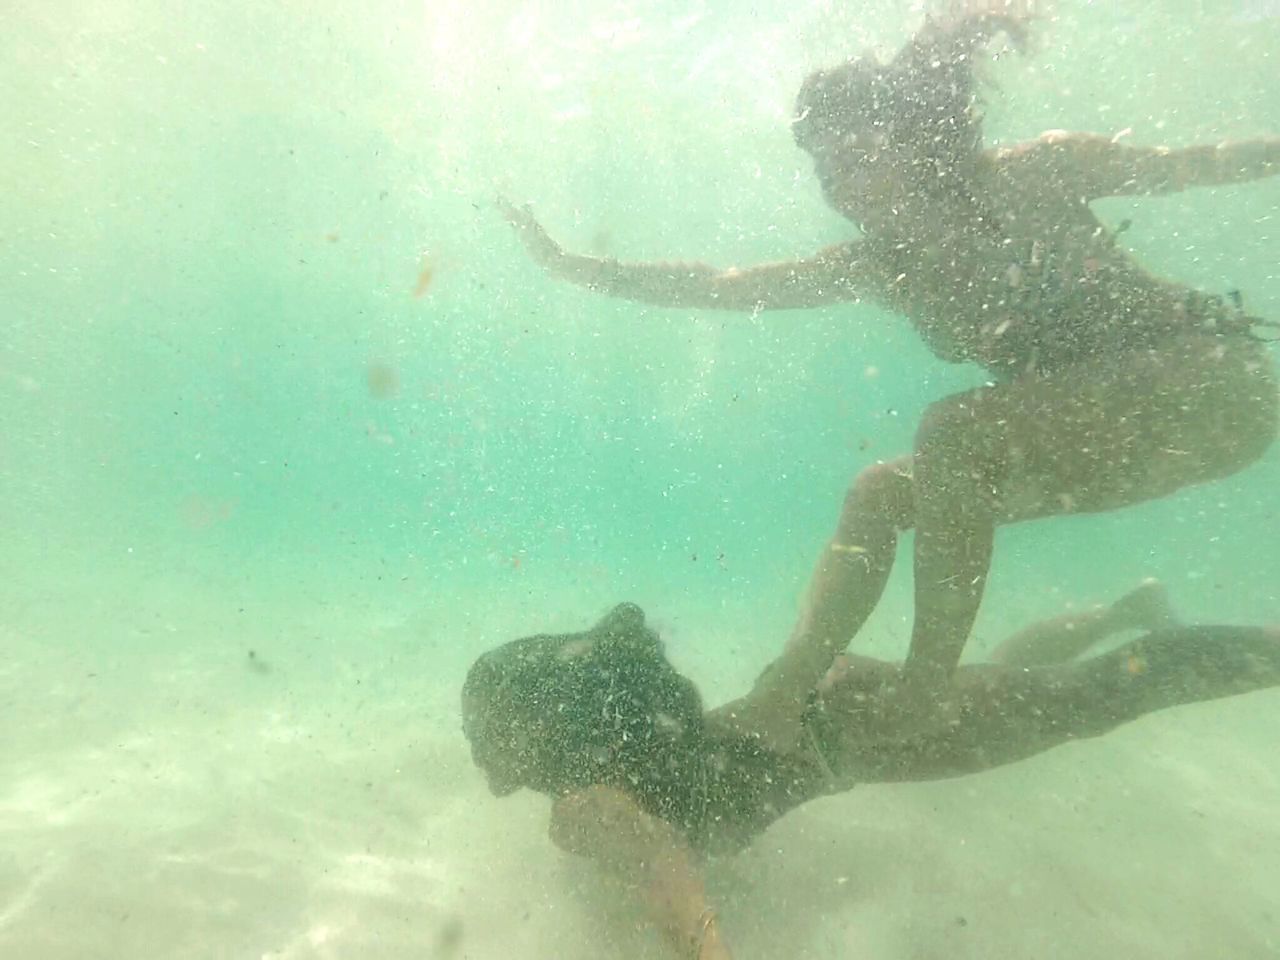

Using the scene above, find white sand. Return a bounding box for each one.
[3,568,1278,960]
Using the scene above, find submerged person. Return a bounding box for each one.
[462,596,1280,960]
[499,7,1280,743]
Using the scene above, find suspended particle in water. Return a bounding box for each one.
[366,362,400,399]
[434,916,464,958]
[413,254,435,298]
[181,494,237,531]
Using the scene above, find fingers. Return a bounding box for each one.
[493,196,564,265]
[494,195,534,230]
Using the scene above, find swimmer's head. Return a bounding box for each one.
[792,14,1026,225]
[461,603,705,797]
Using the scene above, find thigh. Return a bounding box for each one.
[924,333,1278,520]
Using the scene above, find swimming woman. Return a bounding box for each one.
[499,7,1280,744]
[463,594,1280,960]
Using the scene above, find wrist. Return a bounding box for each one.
[690,907,720,959]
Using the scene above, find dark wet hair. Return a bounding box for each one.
[792,14,1026,171]
[461,603,707,799]
[463,604,830,851]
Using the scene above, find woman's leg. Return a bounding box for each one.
[721,458,913,740]
[988,578,1180,667]
[785,458,915,656]
[729,334,1273,748]
[814,625,1280,784]
[906,334,1275,689]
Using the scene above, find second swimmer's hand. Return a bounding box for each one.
[496,197,565,270]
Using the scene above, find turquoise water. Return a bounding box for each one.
[3,1,1279,957]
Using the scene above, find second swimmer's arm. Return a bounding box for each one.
[500,200,873,312]
[550,786,731,959]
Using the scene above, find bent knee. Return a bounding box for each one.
[843,458,913,518]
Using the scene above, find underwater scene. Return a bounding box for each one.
[3,0,1279,957]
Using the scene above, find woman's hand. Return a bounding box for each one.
[549,786,732,958]
[496,198,565,269]
[695,913,734,960]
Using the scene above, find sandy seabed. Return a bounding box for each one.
[3,568,1279,960]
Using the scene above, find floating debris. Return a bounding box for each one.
[181,494,237,531]
[366,362,400,399]
[413,254,435,298]
[434,916,464,958]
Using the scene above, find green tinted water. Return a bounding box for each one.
[2,1,1278,957]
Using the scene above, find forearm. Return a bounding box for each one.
[1139,138,1280,192]
[551,788,726,957]
[549,252,752,310]
[643,847,723,958]
[502,200,869,312]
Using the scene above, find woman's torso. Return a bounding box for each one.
[863,155,1246,378]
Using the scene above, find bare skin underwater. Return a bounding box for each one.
[463,594,1280,960]
[477,3,1280,957]
[500,6,1280,750]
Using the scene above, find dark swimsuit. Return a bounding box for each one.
[625,729,830,855]
[873,231,1272,380]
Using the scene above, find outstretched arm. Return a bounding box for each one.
[1000,130,1280,199]
[550,786,731,960]
[499,200,877,312]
